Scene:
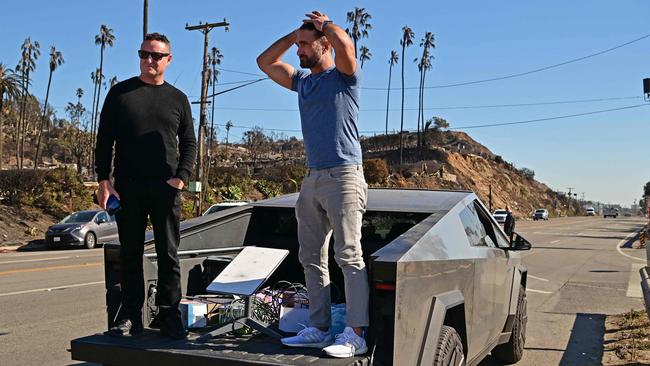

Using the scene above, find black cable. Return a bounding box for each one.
[210,96,642,112]
[451,104,650,130]
[363,33,650,90]
[205,78,268,98]
[213,33,650,91]
[215,103,650,134]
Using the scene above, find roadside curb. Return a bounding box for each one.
[0,241,47,253]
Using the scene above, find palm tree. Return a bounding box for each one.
[416,32,435,147]
[0,64,22,170]
[16,38,40,168]
[385,50,399,136]
[91,25,115,178]
[345,7,372,58]
[225,120,233,161]
[399,26,414,166]
[359,46,372,69]
[34,46,64,168]
[208,47,223,151]
[206,47,223,187]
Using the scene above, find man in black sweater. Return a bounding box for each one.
[95,33,196,339]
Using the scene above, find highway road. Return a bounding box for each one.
[0,216,646,365]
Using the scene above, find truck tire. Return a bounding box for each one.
[492,284,527,364]
[433,325,464,366]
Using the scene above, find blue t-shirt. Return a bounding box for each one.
[291,67,362,169]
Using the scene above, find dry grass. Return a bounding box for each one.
[603,309,650,365]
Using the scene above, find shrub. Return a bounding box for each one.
[363,158,389,185]
[0,168,92,217]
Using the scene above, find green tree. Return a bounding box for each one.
[345,7,372,58]
[64,91,88,175]
[385,50,399,136]
[0,64,22,170]
[399,26,414,166]
[91,24,115,178]
[16,37,40,168]
[359,45,372,69]
[34,46,64,168]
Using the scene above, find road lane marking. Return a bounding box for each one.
[616,230,646,262]
[0,262,103,276]
[0,281,104,297]
[550,240,561,244]
[528,275,549,282]
[627,263,644,298]
[0,255,101,265]
[527,288,552,294]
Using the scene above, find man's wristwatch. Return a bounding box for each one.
[321,20,334,32]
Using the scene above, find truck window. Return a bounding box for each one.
[459,203,494,247]
[473,201,510,248]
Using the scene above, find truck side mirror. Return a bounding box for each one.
[507,233,532,251]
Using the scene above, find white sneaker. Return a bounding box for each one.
[281,327,333,348]
[323,327,368,358]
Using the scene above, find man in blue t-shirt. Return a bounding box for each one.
[257,11,369,358]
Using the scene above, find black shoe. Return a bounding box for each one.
[157,309,188,340]
[105,318,144,337]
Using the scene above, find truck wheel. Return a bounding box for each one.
[84,232,96,249]
[492,284,527,364]
[433,325,464,366]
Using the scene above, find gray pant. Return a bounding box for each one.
[296,164,369,329]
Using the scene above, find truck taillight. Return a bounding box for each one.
[374,282,396,291]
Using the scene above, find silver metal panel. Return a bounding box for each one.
[253,188,471,213]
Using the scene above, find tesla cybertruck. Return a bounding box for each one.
[71,188,531,366]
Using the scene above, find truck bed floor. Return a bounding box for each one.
[71,330,371,366]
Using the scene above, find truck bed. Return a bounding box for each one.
[71,330,371,366]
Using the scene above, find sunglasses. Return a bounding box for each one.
[137,50,170,61]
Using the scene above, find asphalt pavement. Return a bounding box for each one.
[480,216,647,365]
[0,216,646,365]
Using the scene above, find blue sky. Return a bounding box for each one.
[2,1,649,206]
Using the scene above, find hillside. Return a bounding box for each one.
[363,130,576,219]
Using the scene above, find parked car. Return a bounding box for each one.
[72,189,531,366]
[202,201,249,216]
[492,209,508,223]
[45,210,118,249]
[585,207,596,216]
[603,207,619,218]
[533,209,549,221]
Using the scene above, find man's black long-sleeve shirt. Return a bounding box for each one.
[95,77,197,183]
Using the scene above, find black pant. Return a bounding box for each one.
[114,178,182,321]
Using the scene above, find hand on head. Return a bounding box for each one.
[303,10,330,32]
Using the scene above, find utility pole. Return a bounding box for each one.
[567,187,575,215]
[488,183,492,212]
[143,0,148,39]
[186,20,229,217]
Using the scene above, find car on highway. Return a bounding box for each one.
[603,207,619,218]
[585,207,596,216]
[45,210,118,249]
[492,208,508,223]
[533,209,549,221]
[72,188,532,366]
[202,201,249,216]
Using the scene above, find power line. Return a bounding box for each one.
[214,33,650,91]
[451,104,649,130]
[214,103,650,134]
[364,33,650,90]
[209,95,642,112]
